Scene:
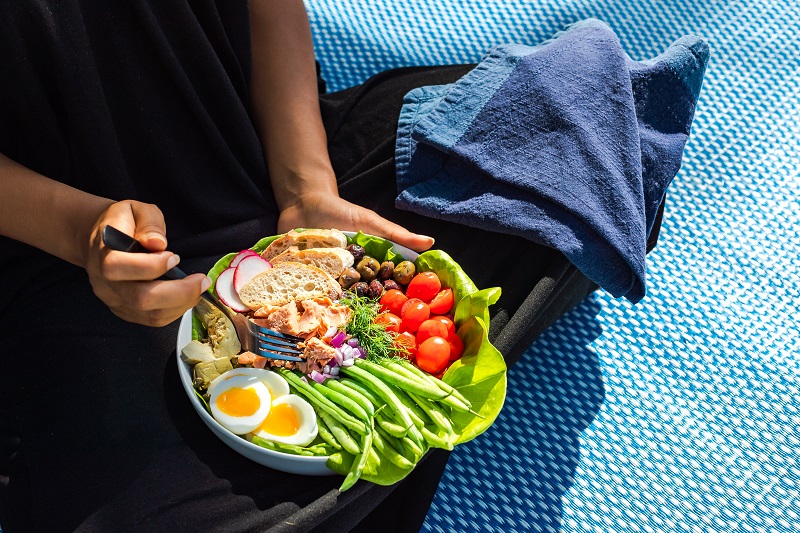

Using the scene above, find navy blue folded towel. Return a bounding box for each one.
[395,19,709,302]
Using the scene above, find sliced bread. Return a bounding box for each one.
[238,261,343,309]
[261,228,348,261]
[270,246,354,279]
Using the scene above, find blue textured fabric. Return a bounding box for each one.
[394,19,708,302]
[306,0,800,531]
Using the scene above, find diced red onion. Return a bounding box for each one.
[331,330,347,348]
[323,364,330,374]
[329,366,340,376]
[310,370,326,384]
[356,347,366,359]
[301,376,309,384]
[328,358,339,368]
[341,358,355,367]
[347,338,360,347]
[324,326,337,338]
[333,348,344,366]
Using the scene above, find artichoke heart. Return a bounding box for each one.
[193,300,241,359]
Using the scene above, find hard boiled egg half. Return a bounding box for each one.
[208,368,318,447]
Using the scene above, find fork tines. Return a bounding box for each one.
[255,326,304,361]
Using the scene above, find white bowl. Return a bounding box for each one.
[176,233,419,475]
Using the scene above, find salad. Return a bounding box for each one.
[184,229,506,490]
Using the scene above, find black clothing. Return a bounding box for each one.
[0,2,622,531]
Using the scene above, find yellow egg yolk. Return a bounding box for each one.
[216,387,261,417]
[259,403,300,436]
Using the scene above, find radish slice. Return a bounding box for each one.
[233,255,272,294]
[230,249,259,268]
[216,267,251,313]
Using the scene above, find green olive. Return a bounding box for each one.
[338,267,360,289]
[393,260,416,285]
[356,256,380,282]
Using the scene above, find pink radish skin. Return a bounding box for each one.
[215,267,251,313]
[230,249,258,268]
[233,255,272,294]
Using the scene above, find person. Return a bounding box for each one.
[0,1,601,531]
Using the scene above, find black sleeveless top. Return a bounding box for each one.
[0,0,279,268]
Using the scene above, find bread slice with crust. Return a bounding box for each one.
[261,229,348,261]
[238,261,343,309]
[270,246,354,279]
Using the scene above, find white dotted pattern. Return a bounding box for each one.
[305,0,800,531]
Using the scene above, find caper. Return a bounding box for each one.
[338,267,360,289]
[383,279,401,292]
[367,280,384,299]
[378,261,395,281]
[356,256,380,282]
[352,282,369,297]
[393,260,416,285]
[345,244,366,263]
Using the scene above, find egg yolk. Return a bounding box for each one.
[217,387,261,417]
[259,403,300,436]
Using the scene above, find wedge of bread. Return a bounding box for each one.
[270,246,354,279]
[261,229,348,261]
[238,261,343,309]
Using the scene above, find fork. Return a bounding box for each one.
[101,225,304,362]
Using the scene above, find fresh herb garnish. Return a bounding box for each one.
[339,292,403,360]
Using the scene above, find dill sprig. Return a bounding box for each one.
[339,292,403,361]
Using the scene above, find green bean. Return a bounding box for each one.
[339,421,374,492]
[391,360,473,407]
[311,379,369,420]
[371,430,413,469]
[339,378,398,418]
[315,414,342,450]
[393,389,432,429]
[324,379,375,417]
[318,410,361,455]
[279,369,368,435]
[376,412,409,438]
[340,365,414,430]
[420,425,454,450]
[407,391,454,435]
[354,359,447,400]
[406,424,427,451]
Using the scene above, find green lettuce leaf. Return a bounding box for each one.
[348,231,405,263]
[443,316,507,444]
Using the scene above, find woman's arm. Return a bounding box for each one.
[248,0,434,251]
[0,152,209,326]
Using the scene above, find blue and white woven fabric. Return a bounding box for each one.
[306,0,800,531]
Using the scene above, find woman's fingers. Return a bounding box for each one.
[101,250,180,281]
[278,192,435,252]
[102,273,211,327]
[354,207,435,252]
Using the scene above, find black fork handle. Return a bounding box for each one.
[101,225,189,281]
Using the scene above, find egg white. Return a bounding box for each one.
[208,367,290,399]
[253,394,318,447]
[209,374,272,435]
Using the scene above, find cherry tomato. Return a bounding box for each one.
[416,319,449,344]
[429,315,456,336]
[380,289,408,316]
[405,272,441,303]
[394,331,417,360]
[416,336,450,374]
[428,288,454,314]
[447,332,465,361]
[375,312,402,333]
[400,298,430,332]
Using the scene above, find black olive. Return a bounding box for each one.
[346,244,366,263]
[367,280,384,299]
[352,282,369,297]
[383,279,401,292]
[378,261,395,281]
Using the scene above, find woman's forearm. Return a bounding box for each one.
[0,152,113,267]
[248,0,338,210]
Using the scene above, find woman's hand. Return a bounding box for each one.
[277,191,434,252]
[83,201,211,327]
